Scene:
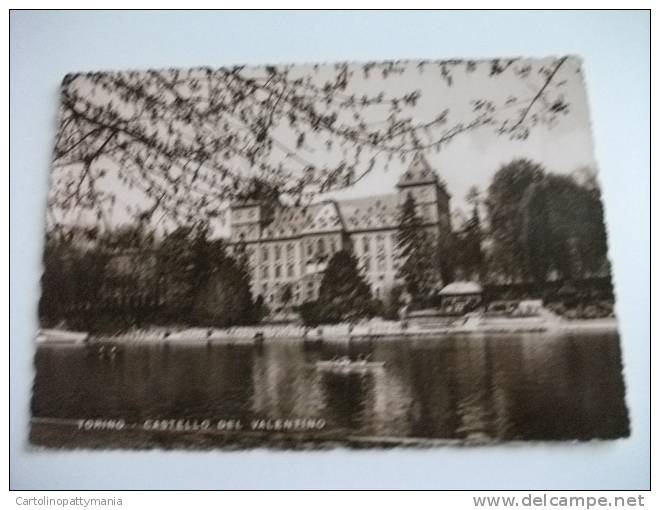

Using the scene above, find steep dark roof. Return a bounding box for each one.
[397,153,438,187]
[250,193,401,240]
[336,194,399,231]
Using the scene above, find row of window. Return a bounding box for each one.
[241,233,399,263]
[260,242,297,262]
[355,233,397,274]
[254,237,342,266]
[248,233,403,282]
[259,262,298,281]
[258,280,319,304]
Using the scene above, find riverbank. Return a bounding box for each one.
[35,316,619,345]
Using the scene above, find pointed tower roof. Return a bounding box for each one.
[396,152,439,187]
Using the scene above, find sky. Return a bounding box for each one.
[51,56,598,235]
[315,56,597,211]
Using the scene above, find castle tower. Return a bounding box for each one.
[396,152,451,236]
[229,200,263,243]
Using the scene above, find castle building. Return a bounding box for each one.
[228,153,451,310]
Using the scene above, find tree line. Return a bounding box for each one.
[39,222,266,332]
[39,157,612,331]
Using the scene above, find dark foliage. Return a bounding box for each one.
[316,250,375,323]
[38,222,260,332]
[486,159,609,283]
[298,300,321,328]
[395,193,439,308]
[451,206,484,281]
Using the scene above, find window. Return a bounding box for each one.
[275,245,282,260]
[275,265,281,279]
[261,246,269,262]
[287,263,295,278]
[261,265,269,280]
[362,236,370,253]
[286,243,294,259]
[317,238,326,255]
[376,235,386,272]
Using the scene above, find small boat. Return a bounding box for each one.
[315,356,385,373]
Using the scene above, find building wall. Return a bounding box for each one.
[349,229,398,302]
[228,177,451,311]
[237,232,346,308]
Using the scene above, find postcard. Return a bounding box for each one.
[31,56,629,449]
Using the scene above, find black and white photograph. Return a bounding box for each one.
[30,55,630,450]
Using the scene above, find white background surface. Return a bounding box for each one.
[9,10,650,489]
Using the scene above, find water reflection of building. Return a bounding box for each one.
[250,343,417,438]
[452,336,496,441]
[487,337,525,440]
[396,340,460,439]
[228,154,451,310]
[250,344,325,419]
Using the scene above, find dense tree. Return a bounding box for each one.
[193,244,256,327]
[39,220,262,330]
[486,158,545,282]
[453,206,484,281]
[298,300,321,328]
[39,235,77,324]
[520,174,608,281]
[156,227,258,326]
[395,193,439,307]
[39,232,110,328]
[252,294,270,323]
[486,160,609,283]
[316,250,375,323]
[157,223,209,317]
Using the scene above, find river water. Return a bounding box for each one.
[31,331,630,447]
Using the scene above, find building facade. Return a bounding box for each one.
[228,154,451,310]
